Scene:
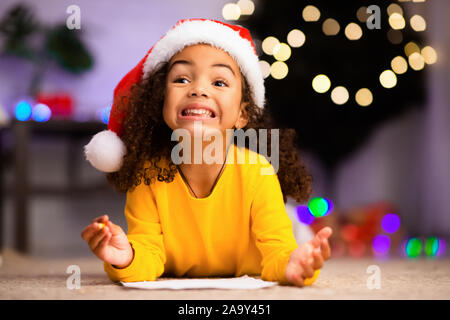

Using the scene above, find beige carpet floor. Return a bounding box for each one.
[0,248,449,300]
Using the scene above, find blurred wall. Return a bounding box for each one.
[0,0,230,119]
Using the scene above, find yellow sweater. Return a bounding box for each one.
[104,144,319,285]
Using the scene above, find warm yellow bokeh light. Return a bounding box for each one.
[302,5,321,22]
[387,3,403,16]
[262,36,280,55]
[312,74,331,93]
[421,46,437,64]
[273,43,291,61]
[391,56,408,74]
[404,41,420,57]
[287,29,306,48]
[389,13,406,30]
[322,18,340,36]
[408,52,425,70]
[387,29,403,44]
[331,86,349,105]
[379,70,397,88]
[355,88,373,107]
[259,60,271,79]
[270,61,288,79]
[222,3,241,21]
[356,7,369,23]
[410,15,426,32]
[237,0,255,15]
[345,23,363,40]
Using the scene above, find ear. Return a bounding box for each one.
[235,101,249,129]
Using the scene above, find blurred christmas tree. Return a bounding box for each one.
[0,4,94,96]
[238,0,427,172]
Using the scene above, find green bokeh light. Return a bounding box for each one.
[308,197,329,217]
[406,238,422,258]
[425,236,439,257]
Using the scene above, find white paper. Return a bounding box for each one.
[120,275,277,290]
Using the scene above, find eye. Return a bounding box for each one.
[174,77,189,83]
[213,80,228,87]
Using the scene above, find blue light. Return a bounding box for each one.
[100,106,111,124]
[14,101,32,121]
[32,103,52,122]
[381,213,401,234]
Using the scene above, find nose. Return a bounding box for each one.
[188,81,208,98]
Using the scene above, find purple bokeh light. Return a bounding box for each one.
[381,213,401,234]
[296,205,315,225]
[372,234,391,254]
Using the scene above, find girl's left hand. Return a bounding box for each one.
[285,227,333,287]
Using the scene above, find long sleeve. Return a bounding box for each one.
[104,183,166,282]
[250,160,299,285]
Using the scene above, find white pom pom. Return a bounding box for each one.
[84,130,126,172]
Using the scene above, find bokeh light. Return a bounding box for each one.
[410,14,426,32]
[388,13,406,30]
[387,29,403,44]
[406,237,422,258]
[302,5,320,22]
[421,46,437,64]
[14,100,32,121]
[391,56,408,74]
[270,61,288,79]
[100,106,111,124]
[273,43,291,61]
[381,213,401,234]
[322,18,340,36]
[341,224,358,242]
[344,23,363,40]
[404,41,420,57]
[323,198,334,216]
[287,29,306,48]
[424,236,439,257]
[387,3,403,16]
[237,0,255,15]
[436,239,447,257]
[312,74,331,93]
[296,205,314,225]
[379,70,397,88]
[372,234,391,255]
[308,197,329,217]
[32,103,52,122]
[331,86,349,105]
[355,88,373,107]
[408,52,425,71]
[356,6,369,23]
[222,3,241,21]
[262,36,280,55]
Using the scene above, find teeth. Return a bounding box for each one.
[184,108,213,117]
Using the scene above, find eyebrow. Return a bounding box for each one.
[168,59,236,77]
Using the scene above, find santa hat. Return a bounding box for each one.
[84,18,265,173]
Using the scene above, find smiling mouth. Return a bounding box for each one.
[180,108,216,119]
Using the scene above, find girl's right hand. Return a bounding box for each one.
[81,214,134,268]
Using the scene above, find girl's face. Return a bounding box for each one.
[163,44,248,137]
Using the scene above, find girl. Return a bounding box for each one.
[82,19,332,287]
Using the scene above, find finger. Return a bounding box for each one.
[81,222,103,242]
[293,272,305,287]
[299,257,315,279]
[92,214,109,224]
[321,238,332,260]
[88,228,107,250]
[317,227,333,240]
[312,248,324,269]
[106,220,124,236]
[94,229,111,253]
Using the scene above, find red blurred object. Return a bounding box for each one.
[35,93,74,118]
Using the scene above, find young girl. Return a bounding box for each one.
[82,19,332,287]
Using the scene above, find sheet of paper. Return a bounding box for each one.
[120,275,278,290]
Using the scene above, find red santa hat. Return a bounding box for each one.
[84,18,265,173]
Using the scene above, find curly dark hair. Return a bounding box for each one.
[106,61,313,203]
